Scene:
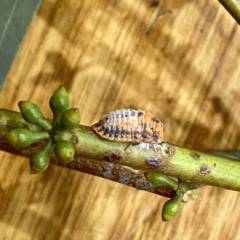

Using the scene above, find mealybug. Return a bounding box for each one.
[91,109,163,143]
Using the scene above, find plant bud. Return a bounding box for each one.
[49,86,69,129]
[145,172,178,190]
[30,140,52,174]
[54,140,75,163]
[60,108,80,130]
[162,194,182,221]
[18,101,52,131]
[6,128,49,148]
[49,86,69,113]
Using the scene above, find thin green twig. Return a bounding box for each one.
[1,108,240,193]
[219,0,240,24]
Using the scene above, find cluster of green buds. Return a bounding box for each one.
[145,172,201,221]
[6,86,80,173]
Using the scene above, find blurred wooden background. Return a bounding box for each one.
[1,0,240,239]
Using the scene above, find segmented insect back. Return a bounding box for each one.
[91,109,163,143]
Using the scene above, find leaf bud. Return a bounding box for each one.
[162,194,182,222]
[60,108,80,130]
[54,140,75,163]
[18,101,52,131]
[145,172,178,190]
[30,140,52,174]
[6,128,49,148]
[49,86,69,129]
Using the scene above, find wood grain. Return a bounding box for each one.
[1,0,240,239]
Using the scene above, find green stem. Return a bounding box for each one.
[55,128,240,191]
[0,109,176,198]
[167,147,240,190]
[219,0,240,24]
[1,109,240,192]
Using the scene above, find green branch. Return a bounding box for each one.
[1,108,240,191]
[55,126,240,191]
[1,86,240,221]
[219,0,240,24]
[0,108,176,199]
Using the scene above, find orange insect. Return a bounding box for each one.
[91,109,163,143]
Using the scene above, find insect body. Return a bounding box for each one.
[91,109,163,143]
